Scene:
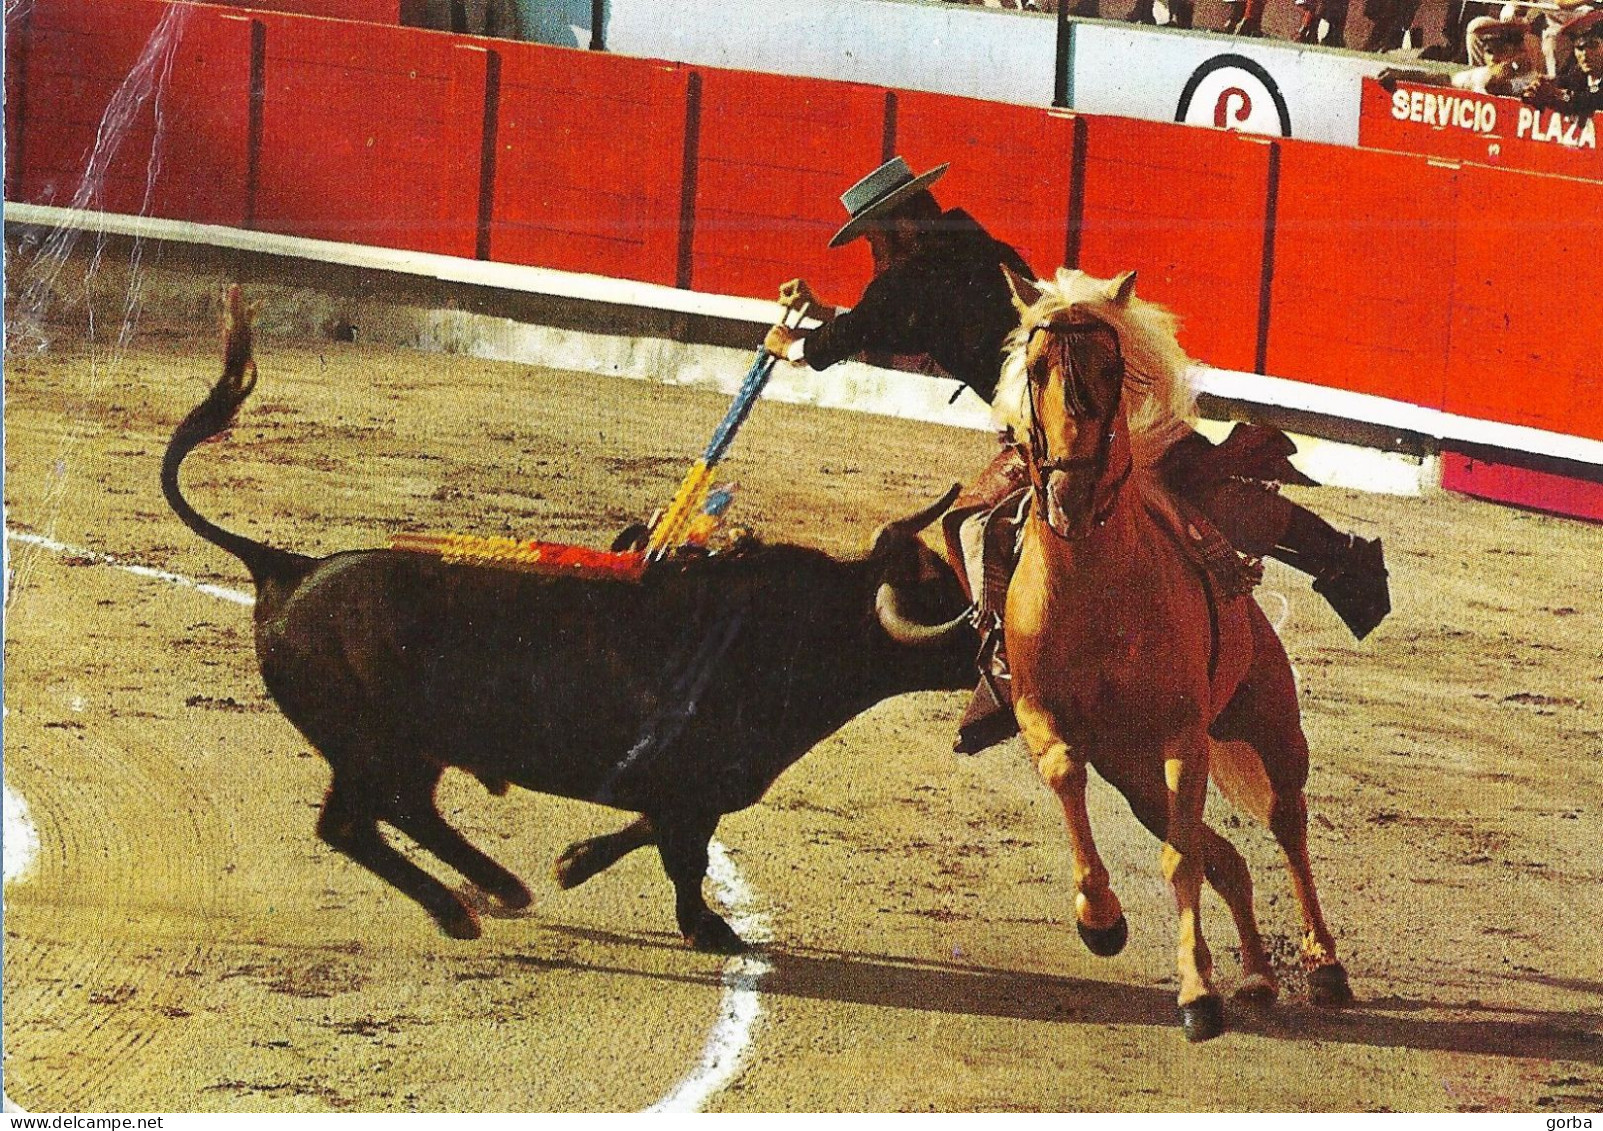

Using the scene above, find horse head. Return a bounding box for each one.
[994,266,1200,540]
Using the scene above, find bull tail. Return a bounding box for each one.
[161,285,311,588]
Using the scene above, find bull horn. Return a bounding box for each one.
[875,583,972,647]
[869,483,963,559]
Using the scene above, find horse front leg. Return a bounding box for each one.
[1015,701,1127,957]
[1162,731,1225,1041]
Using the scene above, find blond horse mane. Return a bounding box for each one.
[992,268,1198,468]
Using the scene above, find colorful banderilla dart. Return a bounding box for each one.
[389,531,648,582]
[643,301,808,561]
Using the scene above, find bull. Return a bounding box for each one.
[161,289,978,952]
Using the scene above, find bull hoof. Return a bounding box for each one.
[686,914,748,956]
[1179,994,1226,1042]
[438,903,482,941]
[1308,962,1354,1008]
[553,844,603,890]
[492,876,533,910]
[1076,914,1129,957]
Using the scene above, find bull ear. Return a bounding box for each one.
[1001,264,1041,319]
[1105,270,1137,306]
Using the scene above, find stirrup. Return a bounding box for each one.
[1312,535,1390,640]
[954,621,1018,755]
[955,677,1017,755]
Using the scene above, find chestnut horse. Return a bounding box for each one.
[993,266,1352,1042]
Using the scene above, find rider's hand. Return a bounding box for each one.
[778,279,834,322]
[764,324,803,361]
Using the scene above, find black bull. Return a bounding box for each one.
[162,293,978,952]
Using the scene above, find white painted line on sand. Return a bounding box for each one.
[5,528,253,605]
[647,841,774,1113]
[3,777,41,886]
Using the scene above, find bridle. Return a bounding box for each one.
[1018,317,1131,542]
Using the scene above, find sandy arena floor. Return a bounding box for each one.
[3,309,1601,1112]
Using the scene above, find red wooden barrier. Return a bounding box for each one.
[487,44,690,285]
[686,67,887,306]
[1077,116,1273,374]
[252,11,486,255]
[8,0,255,226]
[1446,164,1603,440]
[209,0,419,22]
[1442,451,1603,522]
[1266,141,1457,409]
[1359,78,1603,183]
[891,91,1079,281]
[3,1,35,200]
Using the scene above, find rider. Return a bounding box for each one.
[764,157,1390,754]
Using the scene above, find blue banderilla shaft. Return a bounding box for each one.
[702,300,808,465]
[702,349,777,466]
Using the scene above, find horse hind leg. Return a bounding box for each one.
[1034,738,1128,957]
[1199,824,1278,1005]
[1271,791,1353,1006]
[1212,611,1353,1007]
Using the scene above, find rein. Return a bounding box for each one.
[1021,320,1131,542]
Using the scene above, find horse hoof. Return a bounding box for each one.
[1076,915,1128,957]
[1179,994,1226,1042]
[1234,976,1278,1007]
[1308,962,1354,1007]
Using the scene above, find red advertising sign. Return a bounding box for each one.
[1359,77,1602,181]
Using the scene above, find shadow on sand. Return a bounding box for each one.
[502,923,1601,1064]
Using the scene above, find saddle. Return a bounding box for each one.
[964,466,1265,625]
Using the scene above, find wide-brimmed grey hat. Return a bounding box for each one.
[828,157,950,248]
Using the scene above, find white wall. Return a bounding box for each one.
[537,0,1440,146]
[604,0,1062,108]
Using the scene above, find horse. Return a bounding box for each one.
[992,265,1353,1042]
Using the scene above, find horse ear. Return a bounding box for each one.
[1001,264,1041,317]
[1106,270,1138,306]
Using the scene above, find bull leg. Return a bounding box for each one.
[385,772,532,911]
[655,812,744,955]
[554,816,657,890]
[1162,732,1224,1041]
[317,773,481,940]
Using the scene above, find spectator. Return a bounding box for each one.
[1294,0,1352,46]
[1126,0,1195,28]
[1217,0,1266,35]
[1524,9,1603,111]
[1361,0,1424,51]
[1376,17,1544,92]
[1533,0,1600,78]
[1460,16,1544,91]
[419,0,520,37]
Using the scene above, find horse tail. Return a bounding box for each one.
[161,286,313,590]
[1208,739,1275,825]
